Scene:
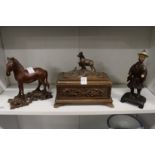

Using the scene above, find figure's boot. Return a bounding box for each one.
[137,89,141,97]
[131,88,134,95]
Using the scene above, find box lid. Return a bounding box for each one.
[57,69,112,86]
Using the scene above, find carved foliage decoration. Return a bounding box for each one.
[58,87,109,98]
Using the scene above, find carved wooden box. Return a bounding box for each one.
[54,71,113,107]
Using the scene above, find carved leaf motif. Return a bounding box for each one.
[59,87,108,98]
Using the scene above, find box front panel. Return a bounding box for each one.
[56,85,111,100]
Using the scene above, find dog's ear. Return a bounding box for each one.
[7,57,10,61]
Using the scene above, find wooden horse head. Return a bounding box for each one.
[6,57,50,97]
[6,57,24,76]
[77,52,96,72]
[77,51,85,59]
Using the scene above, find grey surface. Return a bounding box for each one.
[138,114,155,129]
[1,114,153,129]
[0,29,7,88]
[1,27,152,85]
[0,116,19,129]
[1,27,152,49]
[17,115,79,129]
[0,113,154,129]
[147,27,155,95]
[79,115,109,129]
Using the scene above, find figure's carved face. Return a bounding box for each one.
[6,58,14,76]
[139,54,146,63]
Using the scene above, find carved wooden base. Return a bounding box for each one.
[8,96,31,109]
[54,98,113,108]
[27,90,53,101]
[8,90,53,109]
[121,92,146,109]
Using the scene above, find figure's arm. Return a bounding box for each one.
[141,68,147,82]
[127,64,134,81]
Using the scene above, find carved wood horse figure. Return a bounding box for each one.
[77,52,96,72]
[6,57,50,97]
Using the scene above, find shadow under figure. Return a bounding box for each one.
[121,50,149,109]
[6,57,52,109]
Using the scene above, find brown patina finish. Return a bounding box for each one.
[6,57,50,97]
[77,52,96,72]
[55,52,113,108]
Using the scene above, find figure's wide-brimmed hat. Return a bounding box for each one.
[138,49,149,57]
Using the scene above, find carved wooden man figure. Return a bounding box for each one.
[121,49,149,109]
[127,50,148,96]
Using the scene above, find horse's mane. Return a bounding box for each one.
[13,58,25,70]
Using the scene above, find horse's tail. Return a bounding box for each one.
[45,71,50,90]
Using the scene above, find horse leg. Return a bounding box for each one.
[18,82,24,97]
[35,80,42,91]
[43,80,47,92]
[43,71,50,92]
[40,78,46,92]
[90,65,96,72]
